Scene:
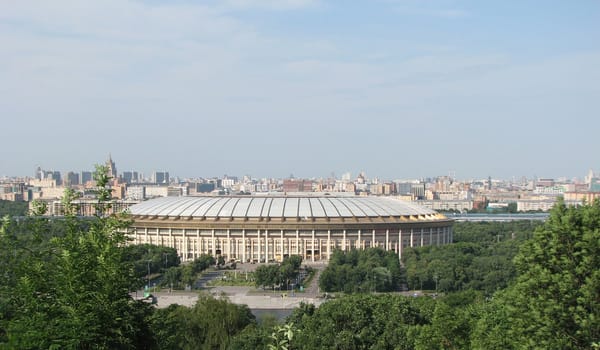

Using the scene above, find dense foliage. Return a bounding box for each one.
[121,243,180,279]
[149,295,255,350]
[319,248,402,293]
[0,166,153,349]
[0,199,28,217]
[473,199,600,349]
[255,255,303,290]
[264,292,486,350]
[402,220,542,294]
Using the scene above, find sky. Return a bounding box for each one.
[1,0,599,181]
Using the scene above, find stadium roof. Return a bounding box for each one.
[129,195,439,220]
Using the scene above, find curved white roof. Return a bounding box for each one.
[129,195,437,219]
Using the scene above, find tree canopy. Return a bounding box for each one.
[0,199,28,217]
[0,165,153,349]
[474,199,600,349]
[401,220,542,294]
[255,255,303,290]
[319,248,402,293]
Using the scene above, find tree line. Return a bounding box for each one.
[319,248,403,293]
[0,199,28,217]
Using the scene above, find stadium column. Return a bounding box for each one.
[327,230,331,260]
[437,227,441,245]
[227,229,231,260]
[303,238,307,260]
[357,229,361,249]
[429,228,433,246]
[280,230,284,261]
[385,229,389,251]
[372,229,376,248]
[295,230,299,255]
[196,229,200,259]
[257,229,261,262]
[410,229,414,248]
[168,228,173,258]
[420,228,424,247]
[398,229,402,261]
[265,230,269,262]
[242,229,246,262]
[342,229,346,251]
[211,229,216,257]
[311,230,315,262]
[183,229,188,262]
[144,227,148,245]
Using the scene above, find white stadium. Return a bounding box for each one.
[128,195,454,262]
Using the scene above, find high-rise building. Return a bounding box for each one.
[122,171,133,184]
[152,171,169,184]
[81,171,93,184]
[52,171,62,185]
[66,171,80,186]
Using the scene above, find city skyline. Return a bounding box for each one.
[2,157,597,183]
[1,1,599,179]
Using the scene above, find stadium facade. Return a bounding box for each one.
[128,195,453,262]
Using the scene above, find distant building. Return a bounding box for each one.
[145,186,169,198]
[126,186,146,201]
[283,178,313,192]
[81,171,93,184]
[517,199,557,212]
[152,171,169,185]
[122,171,134,184]
[41,199,138,216]
[416,199,474,212]
[106,154,117,179]
[563,191,600,204]
[66,171,80,186]
[196,183,216,193]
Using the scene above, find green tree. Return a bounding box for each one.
[268,323,298,350]
[319,248,402,293]
[473,199,600,349]
[150,294,255,350]
[255,264,281,290]
[0,199,28,217]
[292,294,437,349]
[0,165,152,349]
[121,244,180,278]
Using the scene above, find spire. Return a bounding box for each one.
[106,153,117,178]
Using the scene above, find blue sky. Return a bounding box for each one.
[1,0,599,180]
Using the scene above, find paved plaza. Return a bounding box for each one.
[149,286,324,309]
[137,262,327,309]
